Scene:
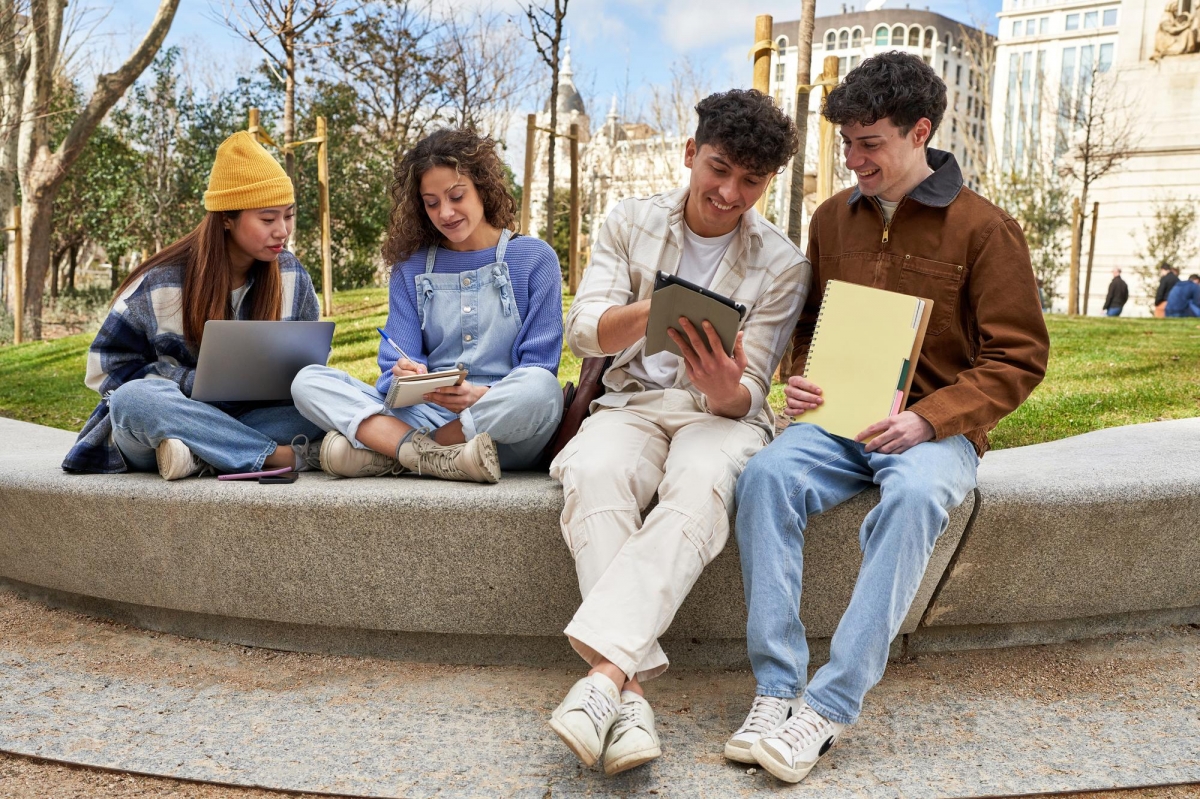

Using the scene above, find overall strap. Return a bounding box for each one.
[494,228,513,263]
[424,244,439,274]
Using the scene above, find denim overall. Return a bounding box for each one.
[290,229,563,470]
[416,228,520,385]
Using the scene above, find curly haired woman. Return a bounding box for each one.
[291,128,564,483]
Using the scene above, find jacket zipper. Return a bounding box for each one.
[876,197,904,244]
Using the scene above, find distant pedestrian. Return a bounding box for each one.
[1102,268,1129,316]
[1155,262,1180,318]
[1165,274,1200,318]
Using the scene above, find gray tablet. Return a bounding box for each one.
[191,320,335,402]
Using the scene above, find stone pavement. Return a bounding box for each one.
[1,589,1197,798]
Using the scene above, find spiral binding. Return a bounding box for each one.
[802,280,836,380]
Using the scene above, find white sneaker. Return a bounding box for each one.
[549,673,621,767]
[319,432,407,478]
[724,694,797,763]
[751,702,846,784]
[155,439,212,481]
[603,691,661,775]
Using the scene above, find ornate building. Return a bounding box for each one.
[990,0,1200,313]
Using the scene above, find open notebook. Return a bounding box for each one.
[384,370,467,409]
[799,280,933,441]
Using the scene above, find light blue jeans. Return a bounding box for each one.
[290,364,563,470]
[735,422,978,725]
[108,378,324,473]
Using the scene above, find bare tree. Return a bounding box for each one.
[785,0,816,248]
[0,2,30,313]
[442,9,535,140]
[14,0,179,339]
[1057,61,1140,313]
[522,0,568,246]
[218,0,340,180]
[318,0,447,160]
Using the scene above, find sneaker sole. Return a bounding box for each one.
[749,739,816,784]
[723,741,758,764]
[318,433,343,477]
[604,743,662,775]
[548,715,601,767]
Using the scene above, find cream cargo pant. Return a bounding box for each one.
[549,389,768,683]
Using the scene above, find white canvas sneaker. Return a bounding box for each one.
[751,702,846,784]
[155,439,212,481]
[603,691,661,775]
[549,673,621,767]
[724,694,797,764]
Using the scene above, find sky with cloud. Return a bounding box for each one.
[100,0,1002,106]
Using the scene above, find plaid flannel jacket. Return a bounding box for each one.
[62,252,319,473]
[566,187,811,437]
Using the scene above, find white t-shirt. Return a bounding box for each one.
[230,283,251,315]
[625,221,738,390]
[877,197,900,226]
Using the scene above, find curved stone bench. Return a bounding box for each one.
[1,416,1195,666]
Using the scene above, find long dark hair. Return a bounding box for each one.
[112,211,283,348]
[382,128,518,265]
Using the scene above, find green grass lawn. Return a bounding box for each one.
[2,286,1197,450]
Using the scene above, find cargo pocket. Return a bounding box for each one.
[679,424,766,564]
[897,256,965,335]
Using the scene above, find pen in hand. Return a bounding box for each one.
[376,327,426,375]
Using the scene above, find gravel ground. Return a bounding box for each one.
[1,589,1197,798]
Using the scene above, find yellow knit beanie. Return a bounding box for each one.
[203,131,295,212]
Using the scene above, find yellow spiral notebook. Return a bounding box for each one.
[799,280,933,441]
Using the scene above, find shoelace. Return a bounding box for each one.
[580,682,619,731]
[291,434,321,471]
[610,699,644,740]
[774,707,831,754]
[737,695,790,735]
[410,434,465,478]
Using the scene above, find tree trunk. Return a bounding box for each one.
[786,0,816,248]
[545,54,558,246]
[283,2,296,183]
[20,193,52,339]
[15,0,179,339]
[66,241,77,292]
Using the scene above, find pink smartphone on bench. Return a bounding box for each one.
[218,466,294,481]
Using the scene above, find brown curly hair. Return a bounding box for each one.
[382,129,518,264]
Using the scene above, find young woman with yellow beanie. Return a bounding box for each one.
[291,128,563,483]
[62,131,325,478]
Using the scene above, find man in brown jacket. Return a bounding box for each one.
[723,53,1049,785]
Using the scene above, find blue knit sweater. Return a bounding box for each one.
[376,235,563,394]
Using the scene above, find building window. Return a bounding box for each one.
[924,28,935,48]
[1012,20,1022,36]
[776,62,785,82]
[1040,16,1049,33]
[967,95,974,112]
[1065,13,1079,30]
[838,57,848,78]
[956,64,962,85]
[826,30,837,49]
[850,55,860,69]
[944,33,954,53]
[875,25,890,46]
[1084,10,1099,27]
[852,27,863,47]
[1103,8,1117,25]
[908,27,921,46]
[1099,42,1114,71]
[892,25,905,45]
[1026,19,1036,35]
[839,29,850,49]
[776,35,789,49]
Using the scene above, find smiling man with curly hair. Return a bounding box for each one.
[546,89,811,776]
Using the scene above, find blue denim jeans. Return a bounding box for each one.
[1105,307,1122,317]
[108,378,323,473]
[734,422,978,725]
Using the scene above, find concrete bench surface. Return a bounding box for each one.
[2,416,1196,665]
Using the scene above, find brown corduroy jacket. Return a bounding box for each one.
[791,149,1050,457]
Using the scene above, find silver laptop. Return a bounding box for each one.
[191,320,335,402]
